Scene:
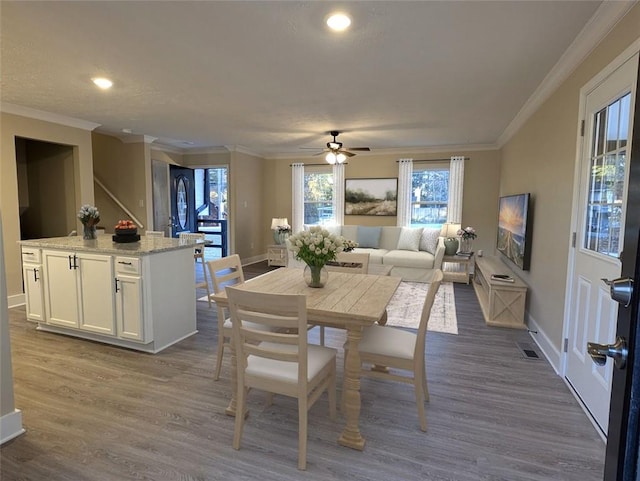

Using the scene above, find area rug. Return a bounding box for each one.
[385,281,458,334]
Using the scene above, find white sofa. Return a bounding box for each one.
[290,225,445,282]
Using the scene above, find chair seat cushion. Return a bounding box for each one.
[246,343,337,384]
[356,325,417,361]
[223,319,275,332]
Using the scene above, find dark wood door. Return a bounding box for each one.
[603,56,640,481]
[169,166,195,237]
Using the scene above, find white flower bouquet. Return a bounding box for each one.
[78,204,100,226]
[288,226,345,267]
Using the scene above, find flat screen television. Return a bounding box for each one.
[496,193,532,270]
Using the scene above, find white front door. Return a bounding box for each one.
[565,53,638,433]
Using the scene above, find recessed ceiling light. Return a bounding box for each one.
[327,13,351,32]
[92,77,113,90]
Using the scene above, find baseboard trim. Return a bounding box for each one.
[526,313,561,375]
[8,293,25,309]
[243,254,267,266]
[0,409,25,445]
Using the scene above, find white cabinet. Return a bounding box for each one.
[114,257,143,341]
[22,248,44,322]
[42,250,115,335]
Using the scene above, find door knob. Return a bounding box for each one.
[601,277,633,307]
[587,337,627,369]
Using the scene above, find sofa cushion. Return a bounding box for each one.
[353,248,387,264]
[357,226,382,248]
[323,225,342,237]
[419,228,441,255]
[397,227,423,251]
[383,250,435,269]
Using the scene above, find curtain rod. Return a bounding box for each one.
[396,157,470,163]
[289,162,349,167]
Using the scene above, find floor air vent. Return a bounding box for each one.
[516,342,541,360]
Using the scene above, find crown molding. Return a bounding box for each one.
[0,102,101,131]
[263,142,499,160]
[223,145,263,158]
[497,0,637,148]
[121,134,158,144]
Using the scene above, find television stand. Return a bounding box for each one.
[473,256,527,329]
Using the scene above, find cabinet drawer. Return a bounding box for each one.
[115,257,141,275]
[22,248,41,264]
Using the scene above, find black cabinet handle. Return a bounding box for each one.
[118,261,133,266]
[115,278,120,293]
[68,255,73,270]
[33,268,39,282]
[23,251,34,256]
[73,255,78,269]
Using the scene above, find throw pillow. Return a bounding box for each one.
[397,227,423,251]
[357,226,382,248]
[419,228,440,255]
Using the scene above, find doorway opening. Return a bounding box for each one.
[195,167,228,260]
[15,137,76,240]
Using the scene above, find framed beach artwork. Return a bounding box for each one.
[345,178,398,216]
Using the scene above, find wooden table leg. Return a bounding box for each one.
[338,326,365,450]
[377,309,388,326]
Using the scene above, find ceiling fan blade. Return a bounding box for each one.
[341,150,356,157]
[299,147,323,150]
[313,151,326,156]
[346,147,370,151]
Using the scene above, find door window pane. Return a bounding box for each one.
[584,93,630,257]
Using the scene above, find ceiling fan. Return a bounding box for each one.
[303,131,370,164]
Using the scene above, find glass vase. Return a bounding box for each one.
[459,237,473,254]
[83,224,97,240]
[304,264,328,288]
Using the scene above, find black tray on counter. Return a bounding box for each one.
[112,234,141,243]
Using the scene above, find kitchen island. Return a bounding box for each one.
[20,235,198,353]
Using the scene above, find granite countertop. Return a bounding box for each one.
[19,235,200,256]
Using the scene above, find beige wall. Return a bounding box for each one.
[92,133,151,233]
[231,151,265,260]
[500,4,640,350]
[1,112,94,300]
[264,150,502,255]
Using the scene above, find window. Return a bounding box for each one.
[410,166,449,229]
[194,167,228,219]
[304,168,333,225]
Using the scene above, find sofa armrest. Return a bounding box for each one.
[433,237,446,269]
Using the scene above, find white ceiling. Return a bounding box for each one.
[0,1,629,157]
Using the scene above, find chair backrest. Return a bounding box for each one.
[207,255,245,294]
[325,252,370,274]
[179,232,206,253]
[226,286,308,385]
[414,269,444,359]
[145,230,165,237]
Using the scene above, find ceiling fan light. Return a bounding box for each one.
[327,13,351,31]
[326,152,337,164]
[328,141,341,150]
[336,153,347,164]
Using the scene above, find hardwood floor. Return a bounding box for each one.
[1,263,605,480]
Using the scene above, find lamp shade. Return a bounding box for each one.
[271,217,288,230]
[441,223,461,239]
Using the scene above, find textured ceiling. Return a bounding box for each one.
[1,1,606,156]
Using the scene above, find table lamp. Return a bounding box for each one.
[441,223,461,255]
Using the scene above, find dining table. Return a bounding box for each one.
[210,266,401,450]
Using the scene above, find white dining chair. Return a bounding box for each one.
[179,232,211,308]
[345,269,443,432]
[317,252,371,345]
[207,254,246,380]
[226,286,337,470]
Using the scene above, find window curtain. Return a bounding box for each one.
[291,163,305,233]
[397,158,413,227]
[447,156,465,223]
[332,163,345,226]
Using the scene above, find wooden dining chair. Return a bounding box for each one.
[317,252,371,345]
[179,232,212,308]
[345,269,443,432]
[226,286,337,470]
[207,254,246,380]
